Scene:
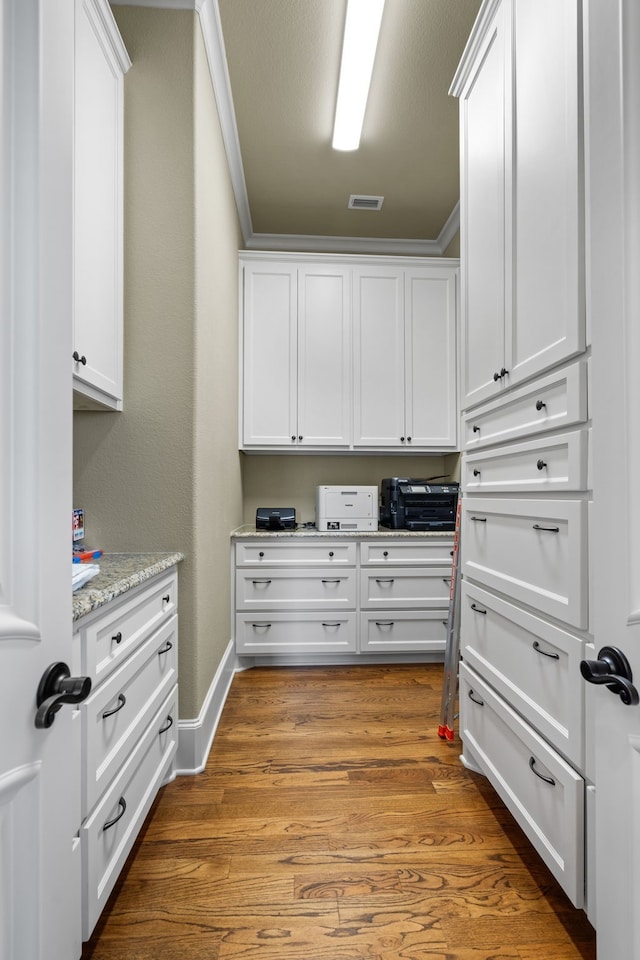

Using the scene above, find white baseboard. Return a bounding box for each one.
[176,639,240,775]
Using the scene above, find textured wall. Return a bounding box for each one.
[73,7,243,718]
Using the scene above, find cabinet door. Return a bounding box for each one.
[297,266,351,447]
[73,0,129,408]
[242,263,297,446]
[506,0,584,386]
[458,0,509,410]
[405,268,457,447]
[353,267,405,447]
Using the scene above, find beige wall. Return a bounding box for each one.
[241,454,457,526]
[73,7,243,718]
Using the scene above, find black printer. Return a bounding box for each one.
[379,478,459,531]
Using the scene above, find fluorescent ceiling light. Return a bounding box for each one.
[332,0,385,152]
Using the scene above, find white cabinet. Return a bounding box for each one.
[452,0,584,411]
[353,265,457,449]
[73,0,130,411]
[76,570,178,939]
[233,534,453,658]
[240,254,458,452]
[453,0,590,911]
[241,261,351,448]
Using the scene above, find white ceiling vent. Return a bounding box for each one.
[348,195,384,211]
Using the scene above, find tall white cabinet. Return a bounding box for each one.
[240,253,458,453]
[457,0,584,411]
[452,0,592,915]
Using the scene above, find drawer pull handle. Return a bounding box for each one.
[375,621,394,627]
[532,523,560,533]
[473,469,481,477]
[112,631,123,644]
[158,640,173,656]
[162,594,171,603]
[442,577,452,584]
[468,689,484,706]
[322,622,341,628]
[251,623,272,629]
[158,715,174,735]
[529,756,556,786]
[536,459,547,471]
[536,400,547,411]
[470,516,487,522]
[472,424,480,433]
[252,579,272,585]
[533,640,560,660]
[103,797,127,832]
[470,603,487,615]
[321,578,342,584]
[102,694,126,719]
[375,578,395,583]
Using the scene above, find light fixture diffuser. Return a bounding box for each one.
[332,0,385,152]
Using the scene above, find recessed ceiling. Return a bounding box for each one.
[216,0,482,254]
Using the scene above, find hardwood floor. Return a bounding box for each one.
[82,664,596,960]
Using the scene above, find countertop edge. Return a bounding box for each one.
[230,526,454,539]
[72,552,185,622]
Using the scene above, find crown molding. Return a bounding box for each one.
[110,0,460,257]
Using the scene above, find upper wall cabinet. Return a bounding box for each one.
[353,265,458,450]
[239,255,458,453]
[452,0,584,411]
[73,0,130,411]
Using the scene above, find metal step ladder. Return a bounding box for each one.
[438,494,462,740]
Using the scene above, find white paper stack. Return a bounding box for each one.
[72,563,100,592]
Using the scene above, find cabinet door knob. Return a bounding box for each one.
[472,424,480,433]
[473,469,481,477]
[72,351,87,365]
[407,436,412,442]
[536,400,546,411]
[298,435,303,441]
[493,371,501,382]
[383,550,388,557]
[328,551,334,557]
[162,594,171,603]
[536,459,547,471]
[112,631,123,644]
[400,436,405,442]
[291,435,296,442]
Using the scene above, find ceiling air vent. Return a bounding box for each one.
[348,195,384,211]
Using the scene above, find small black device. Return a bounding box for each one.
[379,478,459,531]
[256,507,296,530]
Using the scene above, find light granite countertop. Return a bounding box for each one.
[231,525,453,539]
[72,552,184,622]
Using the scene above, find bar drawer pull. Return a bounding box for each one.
[322,622,341,628]
[533,640,560,660]
[375,578,395,583]
[468,689,484,706]
[529,756,556,786]
[470,516,487,522]
[470,603,487,615]
[158,640,173,656]
[158,715,174,735]
[532,523,560,533]
[103,797,127,832]
[102,694,126,719]
[375,621,395,627]
[252,579,272,584]
[251,623,271,629]
[321,578,342,584]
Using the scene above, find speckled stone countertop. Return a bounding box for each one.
[72,552,184,622]
[231,525,453,539]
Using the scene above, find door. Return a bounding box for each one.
[297,265,351,447]
[587,0,640,956]
[456,0,509,410]
[1,1,80,958]
[353,266,405,447]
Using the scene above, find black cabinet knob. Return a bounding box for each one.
[536,400,546,411]
[536,460,547,471]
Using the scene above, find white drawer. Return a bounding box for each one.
[463,429,589,494]
[79,572,177,686]
[462,498,588,629]
[463,360,587,451]
[460,662,584,907]
[82,615,177,814]
[359,611,447,653]
[236,612,357,654]
[460,582,585,767]
[359,567,451,609]
[82,684,177,939]
[360,539,454,566]
[235,540,356,566]
[235,568,356,610]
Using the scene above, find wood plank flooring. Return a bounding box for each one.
[82,664,597,960]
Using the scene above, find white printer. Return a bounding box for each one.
[315,485,379,532]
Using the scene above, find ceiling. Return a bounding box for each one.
[216,0,482,256]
